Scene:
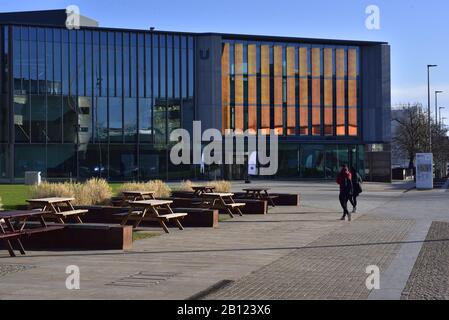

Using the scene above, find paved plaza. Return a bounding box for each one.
[1,180,448,300]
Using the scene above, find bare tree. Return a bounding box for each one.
[431,122,449,178]
[393,103,449,177]
[392,104,428,169]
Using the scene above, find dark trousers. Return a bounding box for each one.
[349,194,358,208]
[339,193,350,216]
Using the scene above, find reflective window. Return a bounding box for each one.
[100,32,108,97]
[124,97,137,142]
[154,101,166,145]
[30,95,46,142]
[123,33,130,97]
[152,34,159,97]
[115,33,122,96]
[85,31,93,96]
[14,94,30,142]
[14,144,46,178]
[174,36,180,99]
[181,37,187,98]
[109,97,122,142]
[45,29,54,95]
[0,144,8,179]
[63,96,78,143]
[61,30,69,95]
[138,34,145,97]
[13,27,22,94]
[29,28,38,94]
[77,30,85,96]
[130,34,137,97]
[78,144,108,179]
[37,30,46,94]
[108,32,115,97]
[69,31,77,95]
[188,37,194,98]
[47,144,77,179]
[21,28,30,94]
[145,34,152,97]
[109,144,138,181]
[160,35,166,98]
[139,145,167,180]
[94,97,108,142]
[168,103,181,135]
[47,95,62,142]
[53,29,62,95]
[139,98,152,143]
[167,35,173,98]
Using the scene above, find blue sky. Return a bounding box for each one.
[2,0,449,123]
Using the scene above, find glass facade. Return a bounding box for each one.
[1,25,195,181]
[220,39,364,180]
[221,40,360,138]
[0,18,389,182]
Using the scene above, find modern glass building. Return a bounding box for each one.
[0,10,392,183]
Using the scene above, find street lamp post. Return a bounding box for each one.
[427,64,438,152]
[439,107,446,127]
[435,90,443,124]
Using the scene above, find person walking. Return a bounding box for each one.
[349,167,363,213]
[336,165,353,221]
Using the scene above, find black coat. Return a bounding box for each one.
[351,171,363,196]
[338,173,353,196]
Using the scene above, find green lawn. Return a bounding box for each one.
[0,185,30,210]
[132,230,162,241]
[0,183,125,210]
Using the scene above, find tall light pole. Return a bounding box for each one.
[435,90,443,124]
[439,107,446,127]
[427,64,438,152]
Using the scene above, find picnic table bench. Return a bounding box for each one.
[27,197,87,224]
[0,210,64,257]
[242,188,277,207]
[192,186,215,196]
[200,193,245,218]
[121,191,156,204]
[118,200,187,233]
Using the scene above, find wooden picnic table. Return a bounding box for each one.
[200,192,245,218]
[192,186,215,196]
[0,210,63,257]
[120,200,187,233]
[122,191,156,203]
[243,187,276,207]
[27,197,87,224]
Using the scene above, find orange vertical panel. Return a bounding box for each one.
[299,47,309,135]
[274,46,283,135]
[348,48,357,79]
[221,43,230,133]
[311,48,321,136]
[348,48,357,136]
[261,45,270,134]
[286,47,296,135]
[234,43,244,133]
[336,48,346,136]
[324,48,333,135]
[248,44,257,134]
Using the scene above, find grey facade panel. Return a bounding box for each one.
[0,10,98,28]
[194,35,222,132]
[361,44,391,144]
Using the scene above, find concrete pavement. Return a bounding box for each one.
[1,180,448,300]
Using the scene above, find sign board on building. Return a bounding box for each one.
[415,153,433,190]
[248,152,258,176]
